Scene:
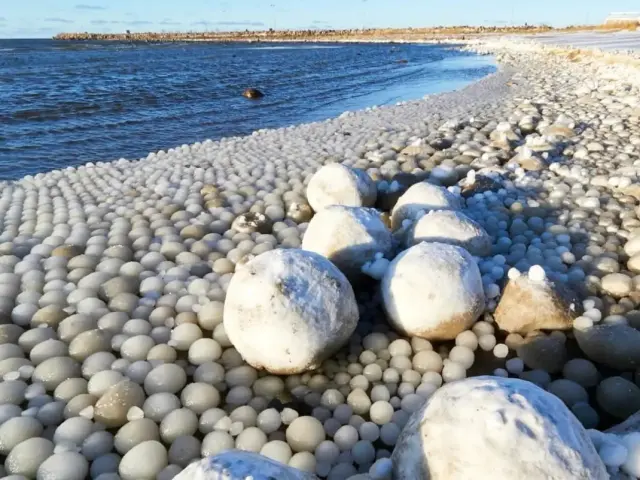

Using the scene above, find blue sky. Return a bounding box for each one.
[1,0,639,39]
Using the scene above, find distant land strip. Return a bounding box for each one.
[51,23,639,43]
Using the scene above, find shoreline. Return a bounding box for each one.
[4,43,500,183]
[2,34,640,478]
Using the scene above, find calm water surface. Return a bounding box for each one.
[0,40,496,179]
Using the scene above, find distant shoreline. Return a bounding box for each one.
[51,24,634,43]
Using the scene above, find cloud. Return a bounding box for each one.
[214,21,265,27]
[191,20,213,26]
[90,19,109,25]
[125,20,153,26]
[44,18,74,24]
[75,4,106,10]
[160,19,181,26]
[312,20,330,25]
[0,17,6,22]
[110,20,121,24]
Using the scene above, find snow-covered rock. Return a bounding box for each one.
[174,451,318,480]
[390,182,461,230]
[458,170,503,198]
[406,210,492,256]
[231,212,273,234]
[301,206,393,278]
[494,270,580,334]
[306,164,376,212]
[223,249,359,374]
[391,376,607,479]
[381,242,484,340]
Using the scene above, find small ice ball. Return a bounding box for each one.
[573,316,594,331]
[507,268,521,280]
[455,330,478,351]
[505,358,524,375]
[448,346,474,369]
[351,440,375,466]
[622,433,640,477]
[478,334,497,352]
[493,344,509,359]
[442,361,466,383]
[370,457,393,480]
[485,283,500,299]
[599,441,628,468]
[257,408,282,434]
[369,401,394,425]
[528,265,546,283]
[285,416,325,452]
[584,309,602,323]
[333,425,359,451]
[235,427,267,453]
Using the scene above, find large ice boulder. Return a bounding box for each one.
[390,182,461,230]
[223,249,359,374]
[301,206,393,278]
[306,164,376,212]
[406,210,492,256]
[381,242,484,340]
[174,451,318,480]
[392,376,607,479]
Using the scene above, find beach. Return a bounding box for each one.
[2,31,640,479]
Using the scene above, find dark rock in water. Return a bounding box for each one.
[396,59,409,64]
[242,88,264,99]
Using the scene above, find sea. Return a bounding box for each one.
[0,39,496,180]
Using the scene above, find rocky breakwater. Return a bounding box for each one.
[52,24,551,43]
[3,36,640,479]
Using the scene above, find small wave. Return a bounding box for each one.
[245,45,342,51]
[10,102,102,121]
[0,48,15,52]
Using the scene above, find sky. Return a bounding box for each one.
[1,0,639,39]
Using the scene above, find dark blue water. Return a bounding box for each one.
[0,39,495,179]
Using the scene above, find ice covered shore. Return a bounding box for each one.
[2,34,640,479]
